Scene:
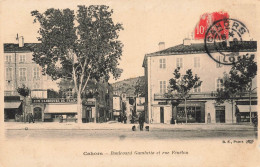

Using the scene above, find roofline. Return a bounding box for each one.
[145,49,257,57]
[4,51,33,53]
[144,41,257,57]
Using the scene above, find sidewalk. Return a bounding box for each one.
[4,122,256,131]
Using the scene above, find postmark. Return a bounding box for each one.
[204,18,256,65]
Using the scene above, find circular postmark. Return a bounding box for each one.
[204,18,254,65]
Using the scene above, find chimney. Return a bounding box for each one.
[183,38,191,46]
[19,36,24,47]
[158,42,165,51]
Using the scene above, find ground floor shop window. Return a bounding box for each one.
[237,112,257,122]
[44,113,77,122]
[4,109,16,120]
[177,106,202,123]
[33,107,42,121]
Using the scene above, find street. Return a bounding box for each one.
[5,128,257,141]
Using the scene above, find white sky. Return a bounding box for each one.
[1,0,258,83]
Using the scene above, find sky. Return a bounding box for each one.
[1,0,258,83]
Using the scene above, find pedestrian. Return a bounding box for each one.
[123,115,127,124]
[138,113,145,131]
[118,115,121,122]
[29,113,34,123]
[60,115,63,123]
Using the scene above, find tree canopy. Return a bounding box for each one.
[17,84,30,97]
[168,67,202,99]
[31,5,123,96]
[31,5,124,123]
[215,55,257,123]
[134,76,145,97]
[168,67,202,123]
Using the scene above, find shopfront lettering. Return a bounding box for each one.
[32,98,77,103]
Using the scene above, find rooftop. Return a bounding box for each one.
[146,41,257,56]
[143,41,257,67]
[4,43,39,52]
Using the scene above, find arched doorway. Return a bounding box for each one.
[33,107,42,122]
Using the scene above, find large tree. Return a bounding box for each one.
[216,55,257,124]
[134,76,145,97]
[31,5,123,123]
[168,67,202,123]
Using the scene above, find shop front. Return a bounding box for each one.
[173,101,205,123]
[82,99,96,123]
[32,98,78,122]
[43,104,78,122]
[236,105,257,123]
[4,96,22,122]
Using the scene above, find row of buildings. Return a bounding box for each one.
[4,35,257,124]
[4,36,144,123]
[112,77,145,123]
[4,36,114,123]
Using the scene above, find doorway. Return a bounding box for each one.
[216,108,225,123]
[160,107,164,123]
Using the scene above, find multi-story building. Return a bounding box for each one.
[143,40,257,124]
[4,37,58,121]
[4,37,114,123]
[113,95,121,120]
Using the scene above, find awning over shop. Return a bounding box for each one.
[237,105,257,113]
[44,104,78,113]
[5,102,22,109]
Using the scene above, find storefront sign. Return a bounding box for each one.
[158,102,168,105]
[84,101,95,106]
[215,106,225,110]
[32,98,77,103]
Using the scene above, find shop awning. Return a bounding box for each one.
[44,104,78,113]
[237,105,257,113]
[5,102,22,109]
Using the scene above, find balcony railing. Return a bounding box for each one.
[154,91,257,100]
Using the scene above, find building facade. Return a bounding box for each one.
[143,40,257,124]
[4,38,59,121]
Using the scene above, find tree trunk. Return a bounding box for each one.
[231,100,233,124]
[77,94,82,123]
[249,90,252,124]
[23,98,26,123]
[185,98,187,123]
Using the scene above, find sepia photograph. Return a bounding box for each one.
[0,0,259,166]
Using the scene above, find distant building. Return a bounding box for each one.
[58,78,113,123]
[112,76,145,122]
[113,95,121,120]
[136,97,145,114]
[143,40,257,124]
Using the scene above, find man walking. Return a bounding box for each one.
[29,113,35,123]
[138,113,145,131]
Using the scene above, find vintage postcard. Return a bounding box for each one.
[0,0,259,166]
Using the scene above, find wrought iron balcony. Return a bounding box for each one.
[154,91,257,100]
